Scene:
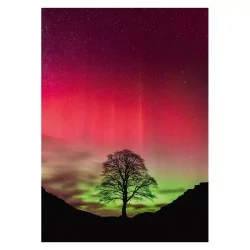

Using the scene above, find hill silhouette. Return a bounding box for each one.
[42,182,208,242]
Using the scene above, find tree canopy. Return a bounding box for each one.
[97,149,157,217]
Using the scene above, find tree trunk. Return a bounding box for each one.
[122,201,127,218]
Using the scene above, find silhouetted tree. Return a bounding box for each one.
[97,149,157,218]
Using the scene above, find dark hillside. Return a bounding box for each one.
[42,182,208,242]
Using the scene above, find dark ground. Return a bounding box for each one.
[42,182,208,242]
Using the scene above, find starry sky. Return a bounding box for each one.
[42,8,208,217]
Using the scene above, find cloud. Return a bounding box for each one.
[42,183,87,198]
[42,170,79,189]
[67,151,92,161]
[56,189,85,200]
[42,134,92,164]
[155,203,168,208]
[42,134,100,189]
[42,171,75,184]
[80,201,105,210]
[84,173,100,186]
[41,134,106,215]
[42,169,96,210]
[66,199,105,210]
[42,135,68,155]
[127,204,148,209]
[42,169,100,195]
[67,198,86,208]
[158,188,186,194]
[62,180,79,189]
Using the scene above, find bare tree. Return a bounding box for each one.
[96,149,157,218]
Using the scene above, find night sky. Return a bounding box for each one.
[42,8,208,216]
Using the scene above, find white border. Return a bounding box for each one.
[1,0,250,249]
[40,0,210,8]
